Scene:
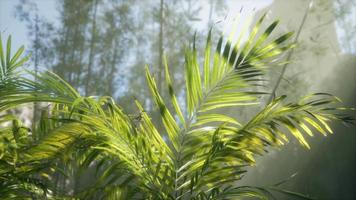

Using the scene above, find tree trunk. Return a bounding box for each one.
[109,39,118,95]
[32,13,39,139]
[85,0,98,96]
[158,0,164,93]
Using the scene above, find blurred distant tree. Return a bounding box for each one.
[99,2,134,96]
[16,0,135,98]
[123,0,227,113]
[15,0,55,132]
[51,0,91,90]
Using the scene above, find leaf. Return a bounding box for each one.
[164,55,185,127]
[6,35,11,68]
[269,186,316,200]
[193,114,242,127]
[145,65,180,150]
[0,34,5,77]
[9,45,24,66]
[203,29,212,90]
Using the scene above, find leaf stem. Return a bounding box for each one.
[267,1,313,104]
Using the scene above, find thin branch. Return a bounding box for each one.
[267,1,313,104]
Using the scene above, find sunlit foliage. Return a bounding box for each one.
[0,14,353,199]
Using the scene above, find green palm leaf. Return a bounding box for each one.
[0,12,354,200]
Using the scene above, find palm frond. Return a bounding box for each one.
[0,34,30,82]
[0,12,354,200]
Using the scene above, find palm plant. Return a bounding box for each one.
[0,14,354,199]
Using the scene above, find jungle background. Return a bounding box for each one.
[0,0,355,199]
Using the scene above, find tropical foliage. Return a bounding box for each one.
[0,15,353,199]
